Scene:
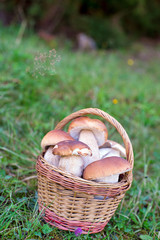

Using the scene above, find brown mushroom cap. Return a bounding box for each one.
[68,116,108,146]
[53,140,92,156]
[41,130,74,150]
[83,156,132,180]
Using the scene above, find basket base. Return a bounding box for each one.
[39,203,109,234]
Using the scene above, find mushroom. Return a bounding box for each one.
[41,130,74,166]
[53,140,92,177]
[100,140,126,158]
[43,146,59,167]
[83,156,132,184]
[68,117,108,168]
[41,130,74,150]
[99,147,121,159]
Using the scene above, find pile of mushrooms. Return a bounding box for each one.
[41,116,132,184]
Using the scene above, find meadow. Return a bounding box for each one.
[0,25,160,239]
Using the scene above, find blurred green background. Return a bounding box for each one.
[1,0,160,49]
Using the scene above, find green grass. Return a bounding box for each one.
[0,25,160,239]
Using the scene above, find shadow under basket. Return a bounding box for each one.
[36,108,134,234]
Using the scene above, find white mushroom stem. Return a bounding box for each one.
[58,156,84,177]
[95,174,119,183]
[79,130,100,168]
[43,146,60,167]
[104,140,126,157]
[99,148,121,159]
[99,148,112,159]
[112,144,126,157]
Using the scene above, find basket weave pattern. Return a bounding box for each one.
[36,108,134,234]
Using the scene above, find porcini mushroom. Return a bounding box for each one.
[83,156,132,183]
[68,117,108,167]
[100,140,126,158]
[41,130,74,150]
[43,146,59,167]
[99,146,121,159]
[53,140,92,177]
[41,130,74,166]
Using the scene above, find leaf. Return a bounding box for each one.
[16,197,27,203]
[5,175,12,180]
[26,221,32,228]
[0,196,5,201]
[42,224,53,234]
[0,169,6,176]
[130,213,139,224]
[22,228,29,231]
[139,235,153,240]
[34,231,42,238]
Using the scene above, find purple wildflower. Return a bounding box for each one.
[74,227,82,236]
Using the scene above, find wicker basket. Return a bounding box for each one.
[36,108,134,234]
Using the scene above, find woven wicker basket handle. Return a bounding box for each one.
[55,108,134,169]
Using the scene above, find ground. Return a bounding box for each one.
[0,25,160,239]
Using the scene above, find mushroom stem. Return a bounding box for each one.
[102,140,126,157]
[58,156,84,177]
[100,148,121,159]
[44,146,60,167]
[79,130,100,167]
[95,174,119,183]
[112,144,126,157]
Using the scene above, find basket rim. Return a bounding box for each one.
[38,154,130,188]
[37,154,132,197]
